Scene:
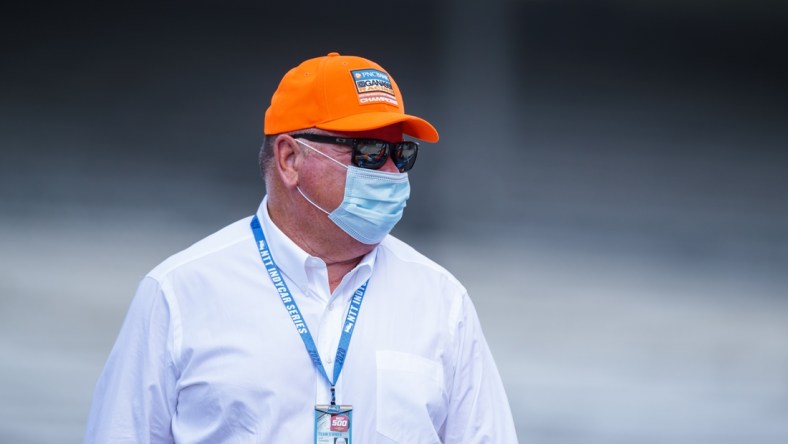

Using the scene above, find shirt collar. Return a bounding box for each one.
[256,196,377,298]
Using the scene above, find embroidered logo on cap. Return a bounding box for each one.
[351,69,398,107]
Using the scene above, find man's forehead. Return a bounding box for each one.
[313,124,404,141]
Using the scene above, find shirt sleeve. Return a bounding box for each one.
[84,276,180,444]
[443,293,519,443]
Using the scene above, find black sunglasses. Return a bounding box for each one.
[291,133,419,173]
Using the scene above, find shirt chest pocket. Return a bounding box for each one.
[375,350,448,444]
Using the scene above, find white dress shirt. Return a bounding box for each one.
[84,197,518,443]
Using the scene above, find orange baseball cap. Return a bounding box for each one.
[264,52,439,142]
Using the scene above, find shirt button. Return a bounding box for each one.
[326,356,333,364]
[328,303,334,311]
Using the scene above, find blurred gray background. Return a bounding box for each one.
[2,0,787,443]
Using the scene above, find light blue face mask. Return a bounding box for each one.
[295,138,411,245]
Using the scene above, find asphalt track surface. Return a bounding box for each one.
[1,188,786,442]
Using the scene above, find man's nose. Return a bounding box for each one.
[378,155,400,173]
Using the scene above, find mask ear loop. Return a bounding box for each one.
[295,138,348,170]
[293,138,343,216]
[296,186,330,215]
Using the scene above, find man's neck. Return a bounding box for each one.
[325,257,363,294]
[267,197,372,294]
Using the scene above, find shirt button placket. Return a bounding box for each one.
[318,297,342,385]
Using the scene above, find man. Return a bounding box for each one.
[85,52,517,443]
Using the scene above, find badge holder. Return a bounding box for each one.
[315,387,352,444]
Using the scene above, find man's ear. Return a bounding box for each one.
[273,134,304,189]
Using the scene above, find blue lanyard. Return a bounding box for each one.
[251,215,368,405]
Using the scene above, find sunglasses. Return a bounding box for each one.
[291,133,419,173]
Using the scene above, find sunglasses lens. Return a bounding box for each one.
[352,140,419,172]
[354,142,389,169]
[393,143,418,172]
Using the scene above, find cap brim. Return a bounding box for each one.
[316,112,439,143]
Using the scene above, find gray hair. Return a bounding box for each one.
[258,134,277,179]
[259,129,322,179]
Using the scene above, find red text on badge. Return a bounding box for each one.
[330,414,349,432]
